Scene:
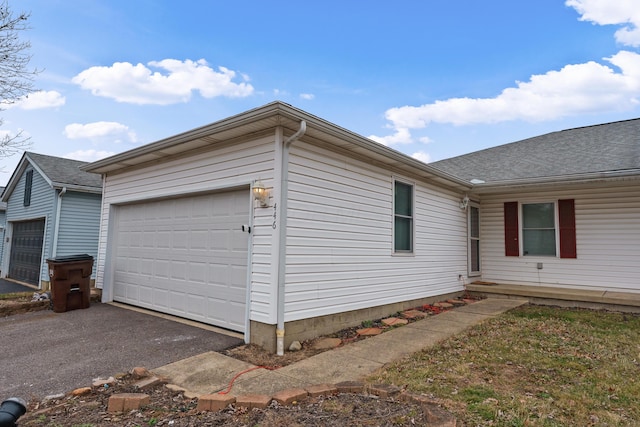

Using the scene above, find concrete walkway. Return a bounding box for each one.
[153,298,528,397]
[467,282,640,313]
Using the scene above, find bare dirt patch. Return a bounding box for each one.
[0,292,49,316]
[19,372,436,426]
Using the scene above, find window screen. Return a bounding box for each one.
[522,202,556,256]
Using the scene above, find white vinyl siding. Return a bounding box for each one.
[480,183,640,292]
[283,141,467,322]
[95,136,276,324]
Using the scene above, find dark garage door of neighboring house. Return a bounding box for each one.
[9,219,45,286]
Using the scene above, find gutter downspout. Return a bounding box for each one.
[276,120,307,356]
[51,187,67,258]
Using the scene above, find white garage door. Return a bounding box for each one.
[113,189,250,332]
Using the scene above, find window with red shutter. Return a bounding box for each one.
[503,200,577,259]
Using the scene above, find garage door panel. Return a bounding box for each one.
[113,189,250,332]
[154,290,169,309]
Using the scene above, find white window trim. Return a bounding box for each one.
[519,200,560,258]
[392,178,415,256]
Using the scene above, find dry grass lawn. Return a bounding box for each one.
[369,305,640,426]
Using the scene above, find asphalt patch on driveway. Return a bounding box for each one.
[0,303,243,401]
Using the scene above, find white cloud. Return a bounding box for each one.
[4,91,65,110]
[373,3,640,144]
[411,151,431,163]
[300,93,315,100]
[368,127,413,146]
[64,121,138,143]
[372,51,640,142]
[566,0,640,46]
[64,149,116,162]
[72,59,254,105]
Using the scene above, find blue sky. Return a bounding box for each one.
[1,0,640,185]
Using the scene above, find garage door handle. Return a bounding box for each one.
[241,225,251,233]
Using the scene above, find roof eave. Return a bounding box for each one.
[51,182,103,194]
[1,153,31,203]
[470,169,640,194]
[82,101,472,192]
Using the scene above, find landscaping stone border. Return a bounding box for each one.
[193,380,456,426]
[106,377,457,426]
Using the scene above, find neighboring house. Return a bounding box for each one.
[0,187,6,276]
[430,117,640,296]
[1,152,103,288]
[84,102,473,353]
[84,102,640,353]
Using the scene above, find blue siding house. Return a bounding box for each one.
[0,187,6,276]
[0,152,102,288]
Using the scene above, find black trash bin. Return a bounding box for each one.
[46,254,94,313]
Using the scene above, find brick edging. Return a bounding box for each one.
[194,381,456,426]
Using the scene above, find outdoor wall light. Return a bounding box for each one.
[253,180,270,207]
[459,195,470,210]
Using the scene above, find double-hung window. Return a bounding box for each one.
[522,202,556,256]
[394,180,413,253]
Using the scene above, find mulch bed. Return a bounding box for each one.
[19,371,448,426]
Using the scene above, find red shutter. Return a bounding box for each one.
[558,199,577,259]
[504,202,519,257]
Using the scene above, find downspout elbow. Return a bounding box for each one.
[284,121,306,148]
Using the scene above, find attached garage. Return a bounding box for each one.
[8,218,46,285]
[84,102,473,352]
[112,189,251,332]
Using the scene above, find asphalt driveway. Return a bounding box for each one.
[0,302,243,401]
[0,279,35,294]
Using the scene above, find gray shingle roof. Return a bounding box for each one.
[27,152,103,189]
[430,118,640,183]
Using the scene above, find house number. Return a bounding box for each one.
[272,203,277,229]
